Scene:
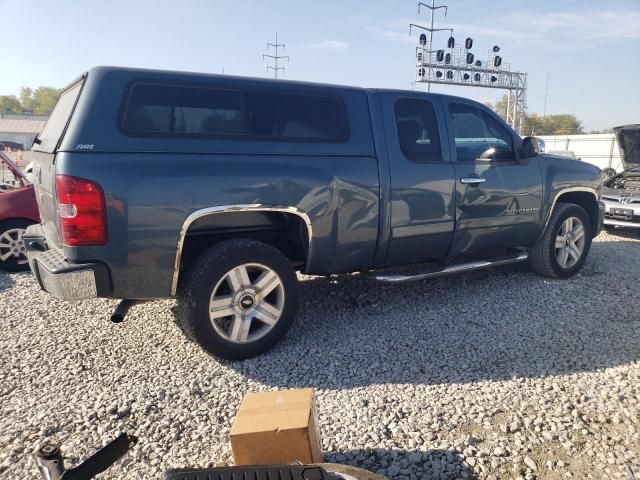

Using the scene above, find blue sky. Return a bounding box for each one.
[1,0,638,130]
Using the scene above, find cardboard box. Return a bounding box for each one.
[230,388,323,465]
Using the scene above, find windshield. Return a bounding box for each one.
[33,79,84,153]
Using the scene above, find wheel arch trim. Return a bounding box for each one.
[171,204,313,296]
[538,187,599,241]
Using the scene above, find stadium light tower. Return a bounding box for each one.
[409,1,451,92]
[409,2,528,133]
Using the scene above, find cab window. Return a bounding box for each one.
[121,83,350,143]
[394,98,443,161]
[449,103,515,161]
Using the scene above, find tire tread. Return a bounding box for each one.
[176,239,298,359]
[528,203,591,279]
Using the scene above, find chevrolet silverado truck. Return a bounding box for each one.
[25,67,604,359]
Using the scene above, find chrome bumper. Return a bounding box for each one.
[602,198,640,228]
[604,218,640,228]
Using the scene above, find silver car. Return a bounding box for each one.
[602,124,640,229]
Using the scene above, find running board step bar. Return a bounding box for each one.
[370,249,529,283]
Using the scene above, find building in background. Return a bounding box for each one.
[0,114,48,150]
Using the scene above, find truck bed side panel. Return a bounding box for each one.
[55,151,379,298]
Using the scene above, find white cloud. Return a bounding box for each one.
[525,10,640,37]
[301,40,350,51]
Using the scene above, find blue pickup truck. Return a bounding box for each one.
[25,67,604,359]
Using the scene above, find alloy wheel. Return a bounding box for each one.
[0,228,28,265]
[208,263,285,344]
[554,216,585,269]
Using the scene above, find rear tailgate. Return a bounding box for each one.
[29,78,85,249]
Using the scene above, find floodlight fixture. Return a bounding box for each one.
[410,0,528,135]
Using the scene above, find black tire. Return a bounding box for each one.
[177,239,299,360]
[528,203,592,279]
[0,219,35,272]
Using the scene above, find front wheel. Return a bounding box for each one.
[0,219,35,272]
[528,203,592,279]
[177,239,299,360]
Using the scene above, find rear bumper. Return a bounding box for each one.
[602,197,640,228]
[24,224,111,300]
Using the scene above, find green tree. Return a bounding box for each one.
[18,86,60,115]
[485,95,509,121]
[0,95,23,113]
[486,94,584,136]
[526,114,583,136]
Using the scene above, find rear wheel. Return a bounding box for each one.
[177,239,299,360]
[0,219,34,272]
[528,203,592,278]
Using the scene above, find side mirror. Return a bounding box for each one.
[521,136,545,159]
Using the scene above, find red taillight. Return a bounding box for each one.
[55,175,108,246]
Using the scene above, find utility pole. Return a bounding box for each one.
[263,33,289,79]
[410,1,450,92]
[543,74,549,118]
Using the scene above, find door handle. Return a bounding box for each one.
[460,177,487,185]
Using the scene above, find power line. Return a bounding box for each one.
[543,74,549,118]
[263,33,289,79]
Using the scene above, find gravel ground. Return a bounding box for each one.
[1,230,639,480]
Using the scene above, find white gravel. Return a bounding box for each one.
[1,230,639,480]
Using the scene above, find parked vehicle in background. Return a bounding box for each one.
[602,124,640,229]
[0,141,26,152]
[0,152,40,271]
[26,67,603,359]
[548,150,581,161]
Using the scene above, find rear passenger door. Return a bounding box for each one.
[379,92,456,266]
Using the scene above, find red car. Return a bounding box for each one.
[0,152,40,271]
